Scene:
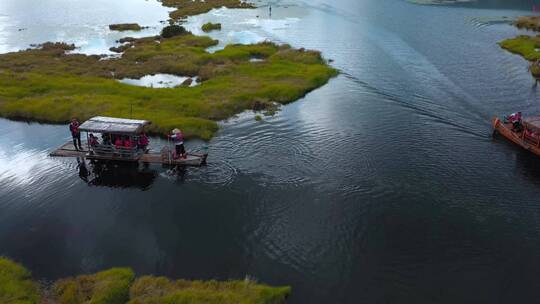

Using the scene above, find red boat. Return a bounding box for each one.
[492,115,540,156]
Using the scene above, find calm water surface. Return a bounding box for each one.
[2,0,540,303]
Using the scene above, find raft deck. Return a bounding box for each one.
[50,141,206,166]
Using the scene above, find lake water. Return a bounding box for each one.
[2,0,540,303]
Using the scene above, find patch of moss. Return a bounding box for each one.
[160,0,255,21]
[53,268,135,304]
[0,35,337,139]
[202,22,222,32]
[0,257,40,304]
[128,276,291,304]
[109,23,143,32]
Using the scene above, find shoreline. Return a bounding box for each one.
[0,1,338,140]
[0,257,291,304]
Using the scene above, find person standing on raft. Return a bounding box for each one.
[69,118,83,151]
[169,128,186,159]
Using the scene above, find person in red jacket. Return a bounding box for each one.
[69,118,82,151]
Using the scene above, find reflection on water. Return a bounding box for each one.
[77,159,158,190]
[4,0,540,303]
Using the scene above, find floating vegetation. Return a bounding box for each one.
[499,35,540,61]
[499,35,540,79]
[0,34,337,139]
[161,0,255,21]
[202,22,222,32]
[109,23,144,31]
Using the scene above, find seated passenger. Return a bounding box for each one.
[88,133,99,147]
[115,137,123,148]
[123,137,133,148]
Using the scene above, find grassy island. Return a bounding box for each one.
[499,35,540,61]
[160,0,255,21]
[500,19,540,79]
[202,22,222,32]
[109,23,143,32]
[0,28,337,139]
[0,257,291,304]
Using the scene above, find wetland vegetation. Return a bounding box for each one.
[160,0,255,21]
[202,22,222,32]
[0,258,290,304]
[500,17,540,78]
[0,29,337,139]
[109,23,144,32]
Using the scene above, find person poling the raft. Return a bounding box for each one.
[69,118,83,151]
[168,128,186,159]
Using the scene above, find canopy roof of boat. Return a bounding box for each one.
[79,116,151,135]
[524,116,540,134]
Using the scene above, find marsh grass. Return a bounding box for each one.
[0,259,291,304]
[499,35,540,61]
[160,0,255,21]
[0,35,337,139]
[202,22,222,32]
[515,16,540,32]
[0,258,40,304]
[53,268,135,304]
[110,24,143,31]
[128,276,291,304]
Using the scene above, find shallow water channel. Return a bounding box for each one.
[2,0,540,303]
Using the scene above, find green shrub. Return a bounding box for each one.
[161,25,188,38]
[0,258,40,304]
[202,22,222,32]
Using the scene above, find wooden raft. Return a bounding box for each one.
[49,142,88,157]
[50,141,206,166]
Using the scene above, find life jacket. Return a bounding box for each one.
[69,122,79,134]
[115,138,123,147]
[124,140,132,148]
[139,135,149,145]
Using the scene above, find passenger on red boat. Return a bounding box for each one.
[525,129,540,142]
[507,112,523,132]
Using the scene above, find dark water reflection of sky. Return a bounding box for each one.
[2,0,540,303]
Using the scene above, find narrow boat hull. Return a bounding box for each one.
[492,117,540,156]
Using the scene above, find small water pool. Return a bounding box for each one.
[119,74,200,88]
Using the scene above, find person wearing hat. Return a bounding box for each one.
[69,118,83,151]
[168,128,186,159]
